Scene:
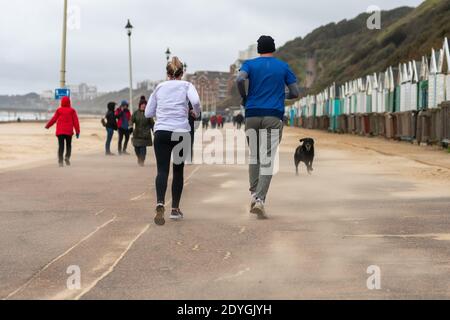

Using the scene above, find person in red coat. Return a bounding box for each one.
[45,96,80,167]
[114,100,132,155]
[217,114,224,128]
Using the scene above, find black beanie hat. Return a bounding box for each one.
[257,35,276,54]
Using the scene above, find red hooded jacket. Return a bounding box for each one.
[45,96,80,136]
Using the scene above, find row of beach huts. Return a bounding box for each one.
[286,38,450,147]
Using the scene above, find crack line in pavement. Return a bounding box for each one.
[215,267,251,282]
[94,209,105,216]
[74,224,150,300]
[344,233,450,241]
[130,192,146,201]
[74,165,201,300]
[3,215,117,300]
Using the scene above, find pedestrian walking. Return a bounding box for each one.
[145,56,201,226]
[217,114,224,128]
[45,96,80,167]
[202,114,210,129]
[236,35,300,219]
[210,114,217,129]
[235,113,244,130]
[188,102,201,163]
[115,100,132,155]
[102,102,118,156]
[131,97,154,166]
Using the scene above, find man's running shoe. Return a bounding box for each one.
[250,193,257,211]
[250,199,268,220]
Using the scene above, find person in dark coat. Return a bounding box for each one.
[235,113,244,130]
[131,97,154,166]
[103,102,118,155]
[188,102,201,163]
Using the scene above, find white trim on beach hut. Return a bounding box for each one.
[428,48,438,108]
[376,73,384,113]
[409,61,419,111]
[443,37,450,101]
[400,63,409,112]
[365,75,374,113]
[429,46,446,108]
[356,78,366,113]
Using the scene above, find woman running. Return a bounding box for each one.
[145,57,201,226]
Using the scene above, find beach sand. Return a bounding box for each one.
[0,118,105,173]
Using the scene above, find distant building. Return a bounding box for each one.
[40,90,54,100]
[66,83,98,101]
[186,71,232,112]
[137,80,162,92]
[232,44,258,76]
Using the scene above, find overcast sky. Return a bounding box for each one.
[0,0,423,95]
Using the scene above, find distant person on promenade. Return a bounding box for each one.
[202,114,210,129]
[45,96,80,167]
[102,102,118,156]
[188,102,201,163]
[115,100,132,155]
[210,114,217,129]
[131,96,154,166]
[217,114,224,129]
[236,35,299,218]
[145,56,201,226]
[235,113,244,130]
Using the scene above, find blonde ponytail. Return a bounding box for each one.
[167,56,184,79]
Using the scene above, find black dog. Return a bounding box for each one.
[295,138,315,175]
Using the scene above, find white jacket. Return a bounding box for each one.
[145,80,201,132]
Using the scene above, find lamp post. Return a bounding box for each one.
[183,63,187,80]
[165,48,171,62]
[60,0,68,88]
[125,19,134,110]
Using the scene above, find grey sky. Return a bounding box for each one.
[0,0,423,95]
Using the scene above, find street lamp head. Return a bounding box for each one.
[125,19,133,36]
[165,48,171,61]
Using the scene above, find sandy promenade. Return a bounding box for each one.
[0,118,105,173]
[1,118,449,180]
[1,120,450,299]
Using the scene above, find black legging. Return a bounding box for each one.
[118,128,130,153]
[154,131,190,208]
[57,135,72,163]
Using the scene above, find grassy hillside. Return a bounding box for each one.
[275,0,450,94]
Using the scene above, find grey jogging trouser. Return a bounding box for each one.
[245,116,284,201]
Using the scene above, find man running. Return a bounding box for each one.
[236,35,300,219]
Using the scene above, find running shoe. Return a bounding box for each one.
[154,204,166,226]
[250,199,268,220]
[170,209,184,221]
